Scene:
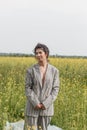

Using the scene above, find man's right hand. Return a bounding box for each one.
[35,104,42,109]
[35,103,46,110]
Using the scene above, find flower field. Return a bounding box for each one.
[0,57,87,130]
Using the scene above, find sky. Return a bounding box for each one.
[0,0,87,56]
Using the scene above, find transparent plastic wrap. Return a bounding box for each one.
[4,120,62,130]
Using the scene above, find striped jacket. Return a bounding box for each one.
[24,63,59,117]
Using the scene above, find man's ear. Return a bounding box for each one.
[45,53,48,58]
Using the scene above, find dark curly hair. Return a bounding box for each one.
[34,43,49,58]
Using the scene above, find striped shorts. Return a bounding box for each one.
[23,116,52,130]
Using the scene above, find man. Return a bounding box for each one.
[24,43,60,130]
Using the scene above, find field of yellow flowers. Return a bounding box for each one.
[0,57,87,130]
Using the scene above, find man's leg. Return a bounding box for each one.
[23,116,38,130]
[37,116,52,130]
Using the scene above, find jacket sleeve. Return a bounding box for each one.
[42,69,60,109]
[25,69,40,107]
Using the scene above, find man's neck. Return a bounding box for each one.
[39,61,48,67]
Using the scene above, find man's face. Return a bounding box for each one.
[35,48,47,62]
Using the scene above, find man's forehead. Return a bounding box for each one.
[36,48,44,52]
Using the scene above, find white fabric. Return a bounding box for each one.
[4,120,62,130]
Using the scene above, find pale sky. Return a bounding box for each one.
[0,0,87,56]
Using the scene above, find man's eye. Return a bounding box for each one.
[36,52,42,55]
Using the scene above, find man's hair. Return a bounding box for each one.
[34,43,49,58]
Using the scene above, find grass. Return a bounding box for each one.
[0,57,87,130]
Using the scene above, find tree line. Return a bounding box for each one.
[0,52,87,59]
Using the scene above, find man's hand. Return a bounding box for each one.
[35,104,42,109]
[40,103,46,110]
[35,103,46,110]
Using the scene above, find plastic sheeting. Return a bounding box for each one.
[4,120,62,130]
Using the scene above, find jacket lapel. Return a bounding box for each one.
[42,63,50,89]
[34,63,42,87]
